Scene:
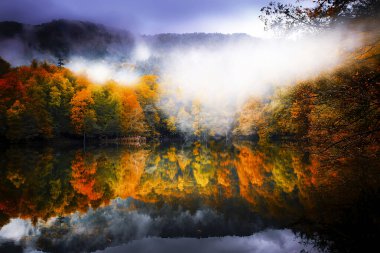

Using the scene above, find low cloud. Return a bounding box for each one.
[158,28,361,135]
[67,58,141,85]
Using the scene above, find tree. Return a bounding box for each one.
[57,57,64,68]
[135,75,161,136]
[24,69,54,138]
[0,57,11,76]
[48,72,71,135]
[93,84,121,137]
[260,0,380,35]
[233,98,264,136]
[5,100,26,140]
[119,87,147,135]
[70,89,97,145]
[0,72,27,138]
[0,65,54,140]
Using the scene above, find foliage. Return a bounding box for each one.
[260,0,380,35]
[0,57,10,76]
[234,43,379,157]
[70,89,96,136]
[0,62,159,141]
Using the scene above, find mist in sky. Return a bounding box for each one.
[0,0,268,36]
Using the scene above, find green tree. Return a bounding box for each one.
[93,85,121,137]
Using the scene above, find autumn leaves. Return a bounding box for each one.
[0,61,159,141]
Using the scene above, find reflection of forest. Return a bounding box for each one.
[0,141,379,252]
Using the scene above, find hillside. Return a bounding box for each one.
[0,19,257,65]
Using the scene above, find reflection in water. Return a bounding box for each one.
[0,141,379,252]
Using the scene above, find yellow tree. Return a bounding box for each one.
[191,100,202,137]
[119,87,147,135]
[70,89,96,145]
[135,75,161,135]
[234,98,264,136]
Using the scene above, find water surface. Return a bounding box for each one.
[0,141,378,252]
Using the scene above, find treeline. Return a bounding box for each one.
[234,48,380,155]
[1,35,379,146]
[0,58,175,142]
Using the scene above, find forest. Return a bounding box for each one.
[0,1,378,154]
[0,59,165,141]
[0,32,378,159]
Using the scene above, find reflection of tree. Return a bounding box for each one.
[0,147,73,225]
[234,143,268,204]
[293,149,380,253]
[112,149,149,199]
[0,142,308,224]
[191,142,216,187]
[70,151,103,201]
[138,146,186,199]
[215,150,238,198]
[271,150,297,193]
[1,141,379,253]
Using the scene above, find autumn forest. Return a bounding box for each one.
[0,1,379,253]
[0,42,378,157]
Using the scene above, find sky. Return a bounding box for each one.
[0,0,271,37]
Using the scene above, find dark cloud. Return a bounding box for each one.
[0,0,267,34]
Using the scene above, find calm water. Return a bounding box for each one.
[0,141,378,253]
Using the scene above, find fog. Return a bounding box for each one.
[62,27,362,135]
[0,20,363,136]
[156,28,360,135]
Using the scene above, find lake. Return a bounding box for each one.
[0,140,379,253]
